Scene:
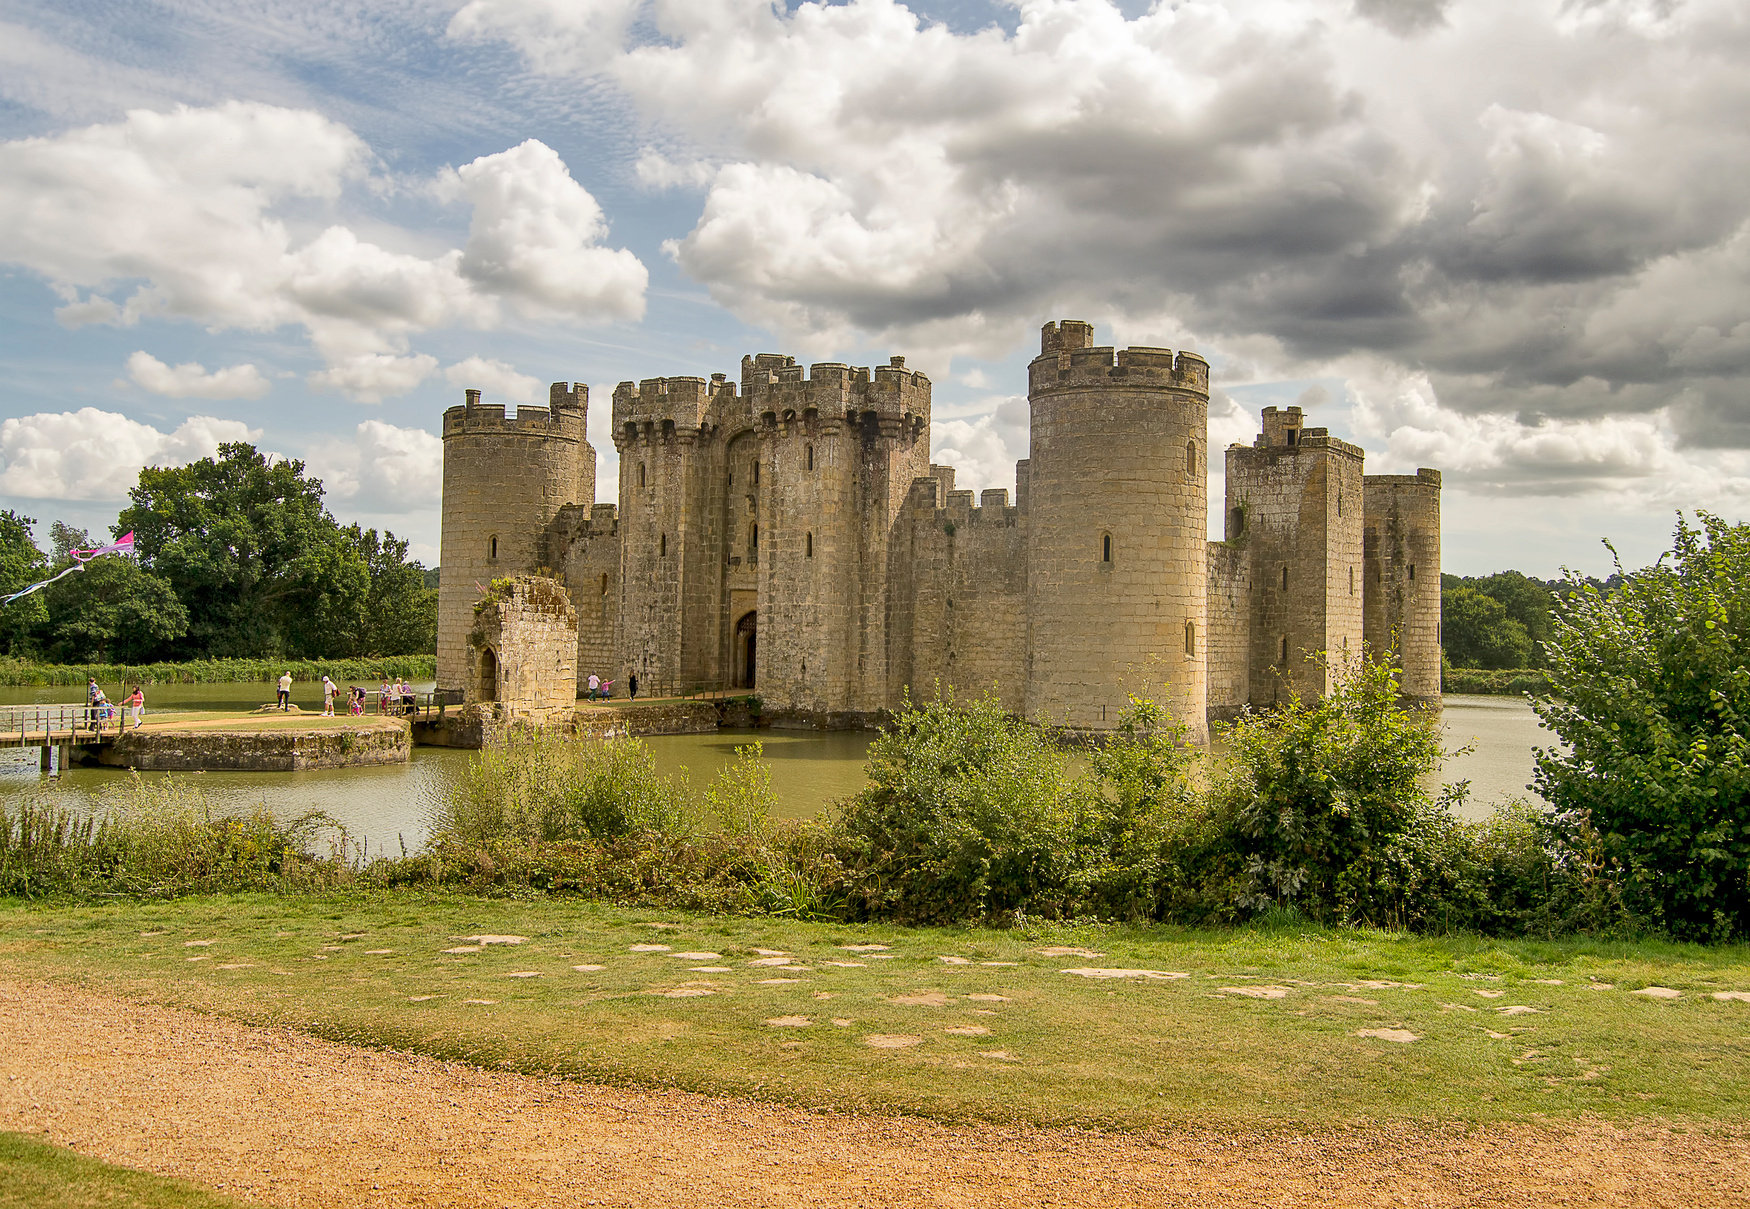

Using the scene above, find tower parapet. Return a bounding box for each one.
[611,376,721,448]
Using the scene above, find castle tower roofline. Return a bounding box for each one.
[1028,332,1210,397]
[442,387,585,440]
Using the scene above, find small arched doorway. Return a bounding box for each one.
[479,647,499,703]
[735,611,757,689]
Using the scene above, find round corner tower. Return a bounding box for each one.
[1024,320,1210,740]
[437,382,595,695]
[1362,468,1442,707]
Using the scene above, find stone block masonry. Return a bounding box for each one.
[440,320,1442,734]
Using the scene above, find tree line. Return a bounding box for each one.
[0,443,436,664]
[1440,568,1624,670]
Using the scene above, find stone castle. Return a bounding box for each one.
[438,320,1441,740]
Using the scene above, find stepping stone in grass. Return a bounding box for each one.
[751,949,789,957]
[967,994,1010,1002]
[757,978,804,985]
[462,999,498,1005]
[500,971,542,978]
[364,949,393,955]
[139,931,167,938]
[981,962,1017,967]
[442,946,482,955]
[1474,990,1504,998]
[1439,1002,1477,1012]
[832,1018,853,1027]
[866,955,898,960]
[572,965,606,972]
[1350,980,1423,990]
[653,988,714,998]
[183,940,217,948]
[408,995,443,1002]
[691,966,732,972]
[890,992,953,1006]
[864,1034,922,1049]
[980,1050,1020,1061]
[944,1026,990,1036]
[1458,973,1502,981]
[1713,991,1750,1002]
[766,1016,810,1027]
[1356,1028,1418,1043]
[838,944,890,952]
[1218,985,1291,999]
[1497,1005,1544,1015]
[320,945,344,951]
[1063,968,1190,981]
[669,952,722,961]
[939,956,970,965]
[629,944,671,953]
[1633,986,1681,999]
[457,935,526,945]
[1328,996,1379,1005]
[185,956,210,963]
[821,961,866,968]
[215,963,254,970]
[748,956,798,967]
[1035,947,1104,958]
[1530,979,1564,985]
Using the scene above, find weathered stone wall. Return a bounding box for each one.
[1024,321,1210,739]
[95,720,409,771]
[548,502,621,693]
[1363,470,1443,704]
[467,575,577,720]
[1224,408,1365,707]
[1205,539,1251,723]
[437,383,593,694]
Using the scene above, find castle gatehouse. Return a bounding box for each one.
[438,321,1441,737]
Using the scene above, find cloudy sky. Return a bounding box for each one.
[1,0,1744,576]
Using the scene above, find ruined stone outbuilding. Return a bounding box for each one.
[438,321,1441,738]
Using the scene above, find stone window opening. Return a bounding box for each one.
[1186,441,1197,477]
[600,572,609,596]
[1409,563,1416,581]
[1101,532,1113,564]
[1281,565,1288,591]
[1337,492,1343,517]
[1279,636,1288,664]
[806,444,815,472]
[750,523,758,556]
[1184,619,1196,657]
[1229,505,1245,538]
[1286,428,1299,447]
[638,462,646,487]
[659,533,667,557]
[753,461,760,485]
[488,534,498,561]
[806,531,814,558]
[1349,566,1355,595]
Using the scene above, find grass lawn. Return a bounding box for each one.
[0,1131,254,1208]
[2,892,1747,1131]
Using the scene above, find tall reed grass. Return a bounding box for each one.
[0,655,436,688]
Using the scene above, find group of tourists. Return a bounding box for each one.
[274,673,419,717]
[85,678,144,731]
[584,671,638,701]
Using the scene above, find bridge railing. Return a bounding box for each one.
[0,702,113,741]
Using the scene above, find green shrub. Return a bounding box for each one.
[1534,512,1750,942]
[0,655,435,688]
[1440,666,1552,696]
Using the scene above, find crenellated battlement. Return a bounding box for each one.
[611,375,724,446]
[1028,324,1210,399]
[736,354,930,437]
[1363,468,1443,490]
[442,388,587,440]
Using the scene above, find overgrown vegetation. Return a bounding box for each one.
[0,654,434,687]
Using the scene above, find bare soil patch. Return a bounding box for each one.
[2,979,1748,1208]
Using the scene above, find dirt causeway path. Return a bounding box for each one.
[3,979,1747,1208]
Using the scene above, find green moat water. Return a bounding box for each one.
[0,685,1551,852]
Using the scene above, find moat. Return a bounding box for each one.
[0,684,1551,853]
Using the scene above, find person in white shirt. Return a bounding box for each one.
[321,675,337,717]
[277,672,292,711]
[587,673,600,700]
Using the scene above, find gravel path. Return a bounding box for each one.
[2,978,1746,1208]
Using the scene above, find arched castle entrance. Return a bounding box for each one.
[735,611,757,689]
[478,647,498,703]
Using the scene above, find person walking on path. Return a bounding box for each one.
[321,675,337,717]
[277,672,292,711]
[628,670,639,700]
[126,686,144,730]
[86,678,102,731]
[587,673,600,700]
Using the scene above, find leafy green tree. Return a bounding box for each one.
[1534,513,1750,941]
[346,526,438,656]
[38,556,188,663]
[117,443,368,658]
[0,510,46,655]
[1441,584,1533,669]
[1472,571,1557,664]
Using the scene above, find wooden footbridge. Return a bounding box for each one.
[0,703,122,770]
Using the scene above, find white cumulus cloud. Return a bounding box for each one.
[444,356,542,404]
[305,420,442,516]
[124,351,270,400]
[0,408,258,501]
[309,353,440,405]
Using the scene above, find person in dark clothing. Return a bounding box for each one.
[628,671,638,700]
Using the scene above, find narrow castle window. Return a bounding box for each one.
[600,572,609,596]
[1186,441,1197,477]
[753,461,760,485]
[1280,636,1288,664]
[1337,492,1344,517]
[806,532,814,558]
[638,462,646,487]
[488,535,498,560]
[1286,429,1299,446]
[806,444,815,472]
[1349,566,1355,595]
[659,533,667,557]
[1101,533,1113,564]
[1230,506,1244,538]
[1281,565,1289,591]
[1185,620,1196,657]
[750,524,758,555]
[1409,564,1416,581]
